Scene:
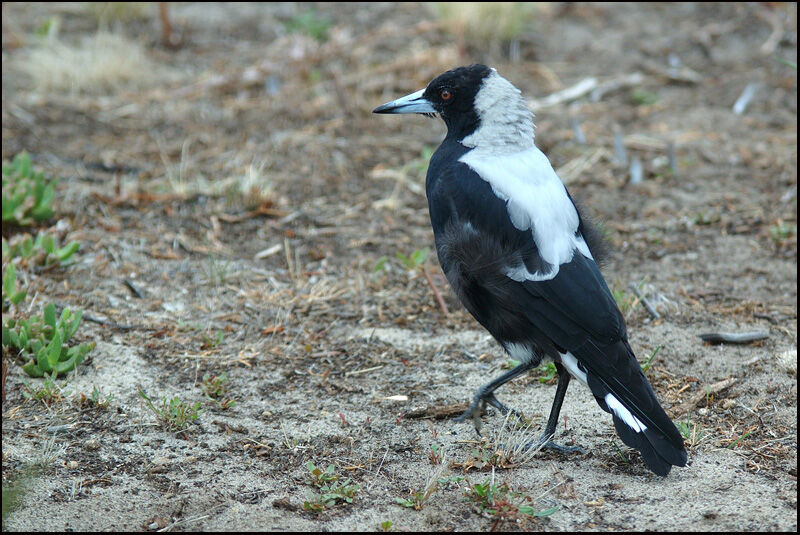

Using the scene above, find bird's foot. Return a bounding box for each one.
[454,390,520,436]
[527,432,585,455]
[539,441,585,455]
[454,396,487,436]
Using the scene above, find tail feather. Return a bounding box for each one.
[580,340,688,476]
[612,415,687,476]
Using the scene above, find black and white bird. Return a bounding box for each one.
[374,64,687,476]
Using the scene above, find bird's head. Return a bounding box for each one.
[373,64,535,152]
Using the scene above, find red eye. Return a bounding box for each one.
[441,89,452,101]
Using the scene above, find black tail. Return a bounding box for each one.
[579,339,687,476]
[611,411,687,476]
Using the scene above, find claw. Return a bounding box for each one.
[454,395,486,435]
[527,432,585,455]
[454,388,521,436]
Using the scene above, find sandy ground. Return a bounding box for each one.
[2,2,797,532]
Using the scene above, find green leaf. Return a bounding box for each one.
[395,497,415,507]
[63,308,82,340]
[22,360,44,377]
[32,183,55,220]
[39,233,55,253]
[16,152,31,178]
[530,505,559,517]
[395,252,412,269]
[44,328,63,368]
[3,325,15,347]
[56,241,80,261]
[43,303,57,329]
[372,256,388,273]
[34,345,53,373]
[3,263,16,295]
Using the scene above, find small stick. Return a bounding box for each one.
[54,303,137,330]
[667,140,678,176]
[671,378,737,417]
[629,157,643,185]
[123,278,146,299]
[699,331,770,344]
[613,128,627,165]
[589,72,646,102]
[254,243,282,259]
[628,283,660,320]
[158,2,173,48]
[756,7,784,55]
[404,402,469,420]
[344,365,384,377]
[422,264,449,316]
[570,116,587,145]
[528,77,598,109]
[732,83,759,115]
[366,446,390,491]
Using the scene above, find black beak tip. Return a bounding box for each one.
[372,104,392,114]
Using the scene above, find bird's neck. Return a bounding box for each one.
[460,115,536,155]
[460,71,536,155]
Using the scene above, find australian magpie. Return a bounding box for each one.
[373,64,687,476]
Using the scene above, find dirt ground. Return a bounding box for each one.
[2,2,797,532]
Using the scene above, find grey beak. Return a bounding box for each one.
[373,89,436,114]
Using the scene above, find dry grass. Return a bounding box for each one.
[14,31,158,95]
[431,2,541,46]
[777,349,797,377]
[86,2,152,24]
[490,412,545,467]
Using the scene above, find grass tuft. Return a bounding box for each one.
[14,31,157,95]
[432,3,538,48]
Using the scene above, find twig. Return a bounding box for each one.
[639,59,702,84]
[667,140,678,176]
[699,331,770,344]
[624,134,669,151]
[54,303,138,330]
[367,446,390,491]
[344,365,384,377]
[589,72,646,102]
[756,7,784,55]
[671,378,737,417]
[403,402,469,420]
[570,116,586,145]
[629,157,643,185]
[627,283,660,320]
[556,147,608,184]
[254,243,282,259]
[528,77,598,109]
[158,2,172,48]
[422,264,449,316]
[732,83,760,115]
[123,278,146,299]
[613,128,627,165]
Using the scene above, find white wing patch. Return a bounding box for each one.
[459,146,593,281]
[559,352,588,385]
[561,353,648,433]
[605,393,648,433]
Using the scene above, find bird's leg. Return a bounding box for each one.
[454,360,536,435]
[531,363,584,454]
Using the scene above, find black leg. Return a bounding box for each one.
[454,360,536,434]
[535,363,584,454]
